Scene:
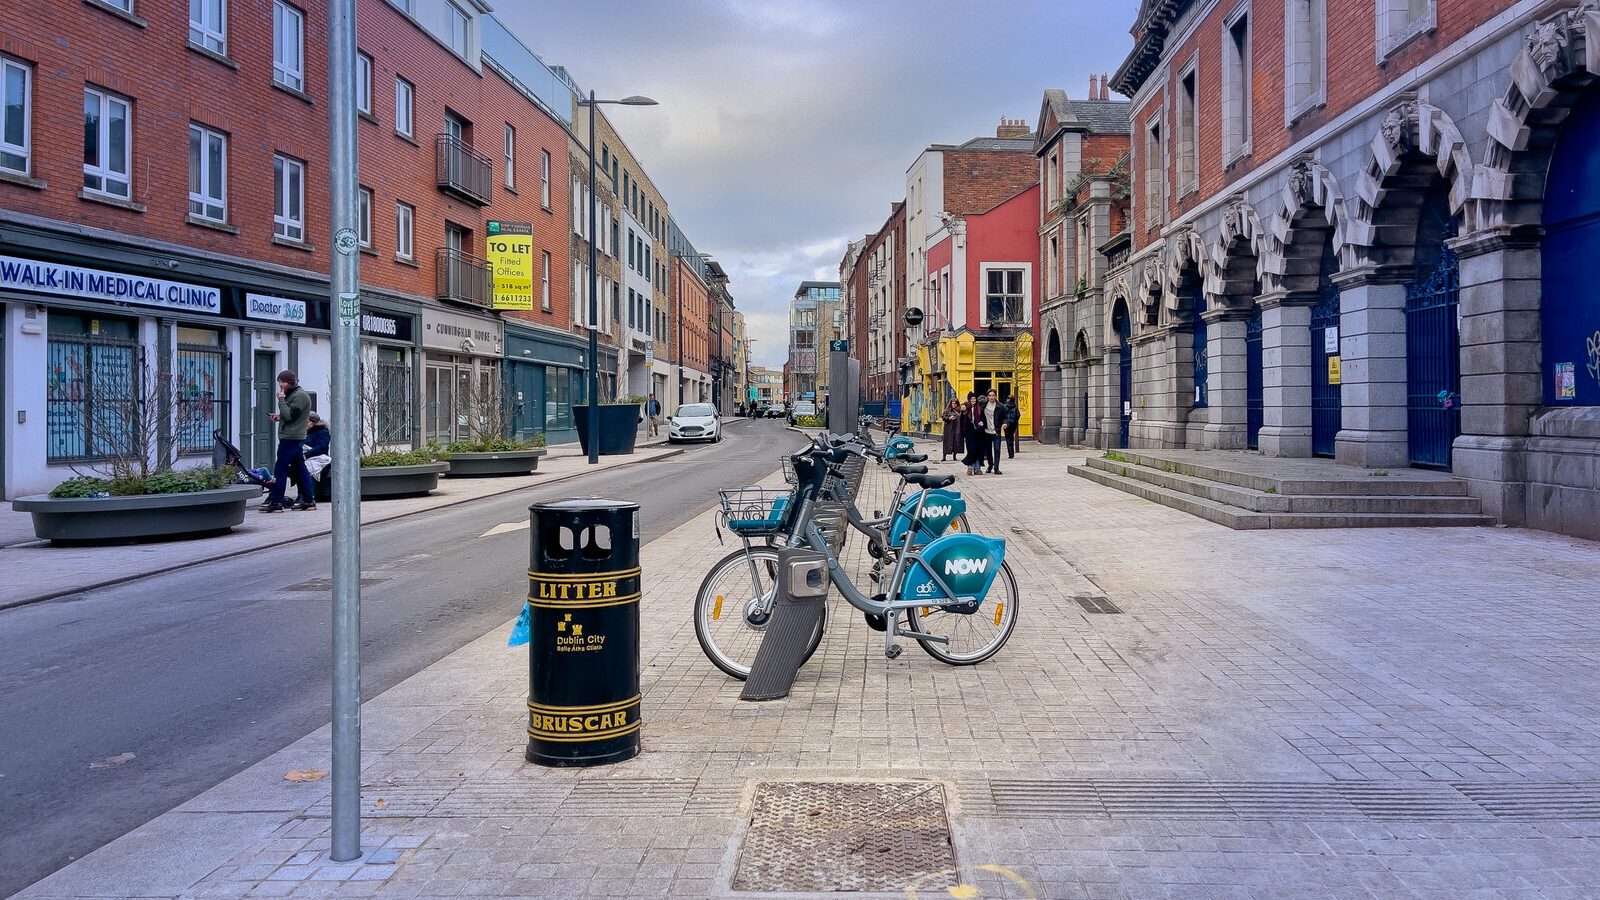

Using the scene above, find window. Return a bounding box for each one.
[2,56,31,176]
[1377,0,1435,59]
[175,326,228,453]
[394,77,413,138]
[539,148,550,208]
[272,1,304,92]
[101,0,134,9]
[272,154,304,241]
[45,314,138,462]
[503,123,515,189]
[187,124,227,221]
[984,268,1026,325]
[1144,118,1163,225]
[446,2,470,57]
[375,347,411,444]
[388,0,412,13]
[544,366,572,431]
[358,186,373,248]
[83,87,132,199]
[1046,152,1058,205]
[1176,63,1198,194]
[1047,234,1059,297]
[1223,8,1252,162]
[541,250,551,310]
[189,0,226,54]
[357,52,372,116]
[395,201,414,259]
[1284,0,1326,122]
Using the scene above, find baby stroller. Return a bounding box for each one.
[212,430,274,490]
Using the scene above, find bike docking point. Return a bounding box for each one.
[740,547,830,702]
[525,499,642,766]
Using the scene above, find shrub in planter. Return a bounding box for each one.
[22,465,256,545]
[442,433,549,477]
[791,415,828,428]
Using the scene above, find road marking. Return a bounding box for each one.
[481,521,529,538]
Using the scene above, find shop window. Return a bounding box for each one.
[545,365,573,430]
[374,347,411,444]
[46,314,139,462]
[176,326,229,454]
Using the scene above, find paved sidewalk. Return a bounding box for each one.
[18,440,1600,899]
[0,435,674,610]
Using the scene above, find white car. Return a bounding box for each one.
[668,403,721,444]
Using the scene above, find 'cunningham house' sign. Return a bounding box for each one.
[0,255,222,314]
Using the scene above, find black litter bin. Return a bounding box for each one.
[525,498,642,767]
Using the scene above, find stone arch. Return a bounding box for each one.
[1045,327,1062,364]
[1263,159,1350,293]
[1480,5,1600,230]
[1211,199,1266,309]
[1104,282,1133,345]
[1073,329,1091,362]
[1349,99,1476,267]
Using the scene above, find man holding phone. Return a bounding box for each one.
[261,370,314,513]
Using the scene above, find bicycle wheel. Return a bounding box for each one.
[905,560,1019,665]
[946,512,971,534]
[694,546,826,680]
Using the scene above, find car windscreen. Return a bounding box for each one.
[677,404,715,417]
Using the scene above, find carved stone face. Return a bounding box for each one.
[1527,19,1568,70]
[1287,165,1310,202]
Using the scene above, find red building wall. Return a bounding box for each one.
[963,185,1041,328]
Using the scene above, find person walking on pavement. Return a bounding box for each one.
[261,370,314,513]
[1001,394,1021,459]
[961,392,988,475]
[940,399,963,462]
[984,388,1004,474]
[646,393,662,437]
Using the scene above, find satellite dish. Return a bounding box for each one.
[904,307,924,328]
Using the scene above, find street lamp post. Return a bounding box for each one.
[577,92,656,464]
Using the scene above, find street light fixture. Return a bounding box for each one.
[577,91,658,464]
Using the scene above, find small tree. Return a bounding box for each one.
[458,370,510,447]
[53,349,207,482]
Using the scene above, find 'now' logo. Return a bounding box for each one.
[944,557,988,576]
[922,504,952,518]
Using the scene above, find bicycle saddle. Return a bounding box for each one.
[890,464,929,476]
[904,472,956,489]
[898,453,928,463]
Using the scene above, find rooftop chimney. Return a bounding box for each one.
[1102,73,1112,100]
[996,116,1030,139]
[1089,74,1100,99]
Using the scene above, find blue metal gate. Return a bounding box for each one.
[1114,304,1132,448]
[1405,225,1461,469]
[1246,308,1263,449]
[1310,284,1341,457]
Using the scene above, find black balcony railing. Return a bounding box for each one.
[435,134,493,206]
[436,247,492,308]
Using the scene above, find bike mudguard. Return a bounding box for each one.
[888,489,965,547]
[902,534,1006,606]
[885,435,916,460]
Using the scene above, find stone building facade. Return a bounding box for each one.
[1071,0,1600,540]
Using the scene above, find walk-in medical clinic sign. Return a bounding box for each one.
[487,221,534,311]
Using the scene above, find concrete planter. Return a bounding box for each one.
[444,448,547,478]
[14,484,262,545]
[356,462,448,498]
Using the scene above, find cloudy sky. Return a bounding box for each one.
[499,0,1139,367]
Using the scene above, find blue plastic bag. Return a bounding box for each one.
[507,604,531,647]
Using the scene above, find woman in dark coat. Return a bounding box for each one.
[961,393,988,475]
[940,399,963,461]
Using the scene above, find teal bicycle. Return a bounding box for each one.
[694,435,1019,679]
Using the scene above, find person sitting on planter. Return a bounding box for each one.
[262,370,314,513]
[295,412,331,510]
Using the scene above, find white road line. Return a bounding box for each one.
[480,521,530,538]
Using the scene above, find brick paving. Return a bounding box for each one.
[18,439,1600,899]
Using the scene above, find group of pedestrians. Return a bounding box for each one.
[940,389,1020,475]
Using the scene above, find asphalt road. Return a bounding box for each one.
[0,417,794,897]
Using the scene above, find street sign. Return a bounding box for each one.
[487,221,534,311]
[829,340,849,352]
[904,307,924,328]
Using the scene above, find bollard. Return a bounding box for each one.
[740,547,830,701]
[526,498,641,767]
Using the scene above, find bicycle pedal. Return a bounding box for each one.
[884,644,903,660]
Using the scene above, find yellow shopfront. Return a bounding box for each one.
[903,331,1033,438]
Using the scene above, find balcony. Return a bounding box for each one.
[436,247,491,308]
[435,134,493,206]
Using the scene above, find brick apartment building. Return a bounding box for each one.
[1087,0,1600,540]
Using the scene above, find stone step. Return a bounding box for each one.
[1068,464,1494,530]
[1109,450,1471,497]
[1081,457,1486,515]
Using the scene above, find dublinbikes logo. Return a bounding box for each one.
[944,557,989,576]
[914,580,941,597]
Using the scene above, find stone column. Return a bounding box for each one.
[1099,345,1123,447]
[1040,363,1063,444]
[1082,359,1104,447]
[1201,311,1249,449]
[1331,265,1410,467]
[1449,229,1542,525]
[1257,291,1315,457]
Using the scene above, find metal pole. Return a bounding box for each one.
[326,0,362,863]
[585,91,600,465]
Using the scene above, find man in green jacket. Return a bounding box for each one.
[262,369,316,512]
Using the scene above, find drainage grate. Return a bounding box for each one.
[283,577,387,592]
[732,781,957,893]
[1075,594,1122,614]
[1456,782,1600,819]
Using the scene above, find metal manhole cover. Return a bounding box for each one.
[732,781,957,893]
[1075,594,1122,614]
[283,577,387,592]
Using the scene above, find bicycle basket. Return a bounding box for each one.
[781,456,797,485]
[718,488,792,535]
